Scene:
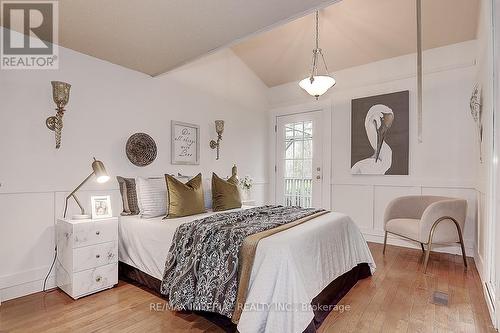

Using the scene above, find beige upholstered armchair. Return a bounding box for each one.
[383,195,468,273]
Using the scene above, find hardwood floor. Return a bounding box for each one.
[0,243,495,333]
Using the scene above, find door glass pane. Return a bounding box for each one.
[283,120,313,208]
[304,139,312,159]
[285,140,294,158]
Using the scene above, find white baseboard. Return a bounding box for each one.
[475,250,486,281]
[0,277,56,302]
[362,230,474,257]
[0,265,56,302]
[483,281,496,329]
[474,248,496,328]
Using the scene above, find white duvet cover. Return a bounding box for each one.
[118,208,375,333]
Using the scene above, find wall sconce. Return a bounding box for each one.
[46,81,71,149]
[209,120,224,160]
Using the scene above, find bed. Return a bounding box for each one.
[118,206,375,333]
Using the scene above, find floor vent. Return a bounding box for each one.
[431,291,449,306]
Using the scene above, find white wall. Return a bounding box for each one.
[268,40,478,256]
[474,0,496,324]
[0,28,270,301]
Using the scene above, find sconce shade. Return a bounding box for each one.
[51,81,71,109]
[92,159,110,183]
[215,120,225,134]
[210,120,225,160]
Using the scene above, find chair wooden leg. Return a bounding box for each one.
[420,243,425,253]
[423,242,432,273]
[383,231,388,255]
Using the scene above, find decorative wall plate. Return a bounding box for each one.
[126,133,157,167]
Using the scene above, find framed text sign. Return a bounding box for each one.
[171,121,200,165]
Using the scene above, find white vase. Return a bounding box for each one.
[241,188,251,201]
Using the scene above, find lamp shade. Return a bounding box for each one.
[92,159,110,183]
[299,75,336,98]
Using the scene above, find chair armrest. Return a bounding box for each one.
[384,195,427,225]
[420,199,467,242]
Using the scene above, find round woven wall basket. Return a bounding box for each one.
[126,133,157,167]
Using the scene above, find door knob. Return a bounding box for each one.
[316,167,321,171]
[316,175,321,180]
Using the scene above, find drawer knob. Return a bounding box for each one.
[96,276,102,282]
[95,231,100,235]
[96,254,101,259]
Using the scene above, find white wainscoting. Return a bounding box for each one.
[0,181,267,303]
[332,183,477,256]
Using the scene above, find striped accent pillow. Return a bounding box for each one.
[136,177,168,218]
[116,176,139,215]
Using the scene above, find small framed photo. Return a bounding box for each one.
[171,121,200,165]
[91,195,112,219]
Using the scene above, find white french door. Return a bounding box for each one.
[276,111,323,208]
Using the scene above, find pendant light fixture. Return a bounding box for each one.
[299,10,335,99]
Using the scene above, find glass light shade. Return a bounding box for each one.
[299,75,336,98]
[51,81,71,109]
[92,159,109,183]
[215,120,224,134]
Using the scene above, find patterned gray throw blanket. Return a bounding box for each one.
[160,205,323,317]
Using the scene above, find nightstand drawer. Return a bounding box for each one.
[73,219,117,248]
[73,263,118,298]
[73,241,118,272]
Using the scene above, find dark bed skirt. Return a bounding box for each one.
[119,262,371,333]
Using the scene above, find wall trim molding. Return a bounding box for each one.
[332,182,477,189]
[475,247,496,328]
[0,266,56,302]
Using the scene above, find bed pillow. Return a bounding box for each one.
[173,173,212,209]
[212,172,242,212]
[116,176,139,215]
[136,177,168,218]
[203,178,213,209]
[165,173,206,218]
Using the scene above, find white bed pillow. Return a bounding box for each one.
[136,177,168,218]
[203,178,212,209]
[176,174,212,209]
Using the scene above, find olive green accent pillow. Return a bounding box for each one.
[165,173,206,218]
[212,172,242,212]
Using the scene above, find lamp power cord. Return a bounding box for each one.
[43,246,57,292]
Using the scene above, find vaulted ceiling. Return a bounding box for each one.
[232,0,480,87]
[1,0,480,84]
[0,0,341,76]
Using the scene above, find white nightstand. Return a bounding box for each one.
[56,217,118,299]
[241,200,257,207]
